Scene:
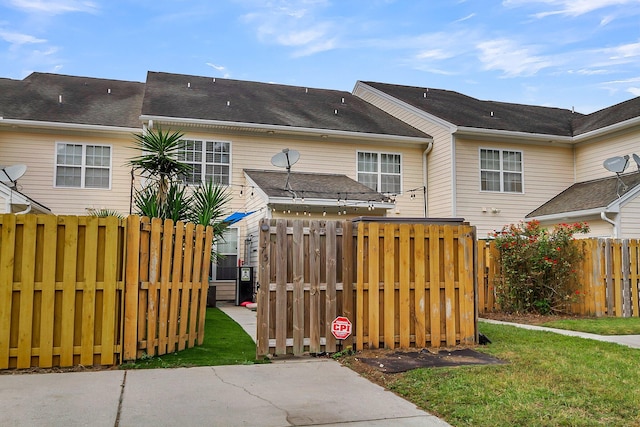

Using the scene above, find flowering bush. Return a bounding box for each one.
[490,220,589,314]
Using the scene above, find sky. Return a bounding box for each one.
[1,0,640,114]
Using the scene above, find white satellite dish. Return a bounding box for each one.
[0,164,27,188]
[633,153,640,170]
[603,155,629,174]
[271,148,300,170]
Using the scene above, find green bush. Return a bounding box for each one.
[491,220,589,314]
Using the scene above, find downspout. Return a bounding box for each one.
[600,212,619,238]
[422,142,434,217]
[451,135,457,217]
[15,204,31,215]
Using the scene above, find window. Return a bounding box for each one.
[55,143,111,189]
[357,151,402,194]
[480,149,523,193]
[177,139,230,185]
[215,228,238,280]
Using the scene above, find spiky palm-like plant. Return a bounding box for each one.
[127,127,192,208]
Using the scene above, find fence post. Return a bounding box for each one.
[123,215,140,361]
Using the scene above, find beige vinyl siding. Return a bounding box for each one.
[575,128,640,181]
[0,130,137,215]
[621,196,640,238]
[180,129,427,219]
[455,139,574,237]
[581,218,614,238]
[354,86,454,217]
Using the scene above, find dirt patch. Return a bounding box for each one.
[0,365,118,375]
[357,348,505,373]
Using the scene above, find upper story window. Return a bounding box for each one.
[177,139,230,185]
[357,151,402,194]
[480,148,523,193]
[55,143,111,189]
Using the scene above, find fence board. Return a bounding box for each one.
[383,223,394,349]
[80,216,98,366]
[325,221,337,353]
[399,225,410,348]
[309,220,321,354]
[413,224,426,347]
[292,221,304,355]
[428,224,441,348]
[39,216,57,367]
[0,215,17,369]
[17,214,36,368]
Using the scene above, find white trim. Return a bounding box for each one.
[53,142,113,190]
[356,150,403,195]
[0,118,140,134]
[141,115,432,145]
[478,147,524,194]
[451,135,457,217]
[456,126,573,145]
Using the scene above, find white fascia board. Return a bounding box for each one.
[528,207,614,223]
[268,196,395,209]
[573,116,640,142]
[0,118,141,134]
[353,81,457,132]
[140,115,432,145]
[455,126,574,144]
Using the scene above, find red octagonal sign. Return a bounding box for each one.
[331,316,352,340]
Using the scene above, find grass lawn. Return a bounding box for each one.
[540,317,640,335]
[342,322,640,427]
[121,307,265,369]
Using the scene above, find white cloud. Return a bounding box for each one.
[206,63,226,71]
[503,0,640,18]
[7,0,99,15]
[476,39,553,77]
[628,87,640,96]
[453,13,476,23]
[0,30,46,45]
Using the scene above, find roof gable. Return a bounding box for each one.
[142,72,428,138]
[0,73,145,128]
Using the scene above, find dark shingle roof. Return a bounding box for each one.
[0,73,145,128]
[572,96,640,135]
[244,169,390,202]
[362,81,581,136]
[142,72,429,138]
[526,172,640,218]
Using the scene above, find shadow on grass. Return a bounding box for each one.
[121,308,268,369]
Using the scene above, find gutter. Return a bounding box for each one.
[0,117,141,135]
[455,126,574,144]
[140,115,433,145]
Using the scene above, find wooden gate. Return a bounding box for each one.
[256,218,478,357]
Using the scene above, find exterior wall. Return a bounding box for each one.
[537,217,613,238]
[621,196,640,238]
[575,126,640,181]
[455,138,575,237]
[0,129,138,215]
[353,85,454,218]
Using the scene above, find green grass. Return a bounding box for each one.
[120,308,266,369]
[380,323,640,426]
[540,317,640,335]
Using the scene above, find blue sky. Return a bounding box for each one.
[1,0,639,114]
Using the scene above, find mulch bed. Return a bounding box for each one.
[358,348,506,373]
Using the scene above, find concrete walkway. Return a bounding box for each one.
[479,318,640,349]
[0,304,451,427]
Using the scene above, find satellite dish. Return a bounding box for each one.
[603,155,629,174]
[633,153,640,170]
[0,164,27,188]
[271,148,300,170]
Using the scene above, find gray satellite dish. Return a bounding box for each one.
[271,148,300,170]
[270,148,300,193]
[0,164,27,188]
[603,155,630,197]
[603,155,629,173]
[633,153,640,170]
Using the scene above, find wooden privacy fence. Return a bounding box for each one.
[0,214,212,369]
[256,218,478,357]
[479,238,640,317]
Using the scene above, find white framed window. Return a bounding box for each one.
[480,148,523,193]
[214,228,238,280]
[177,139,230,185]
[55,143,111,189]
[357,151,402,194]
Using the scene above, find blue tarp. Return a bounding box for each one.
[223,211,255,225]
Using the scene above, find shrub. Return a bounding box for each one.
[491,220,589,314]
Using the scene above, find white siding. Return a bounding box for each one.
[455,138,575,237]
[575,128,640,181]
[621,196,640,238]
[0,129,137,215]
[353,85,454,217]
